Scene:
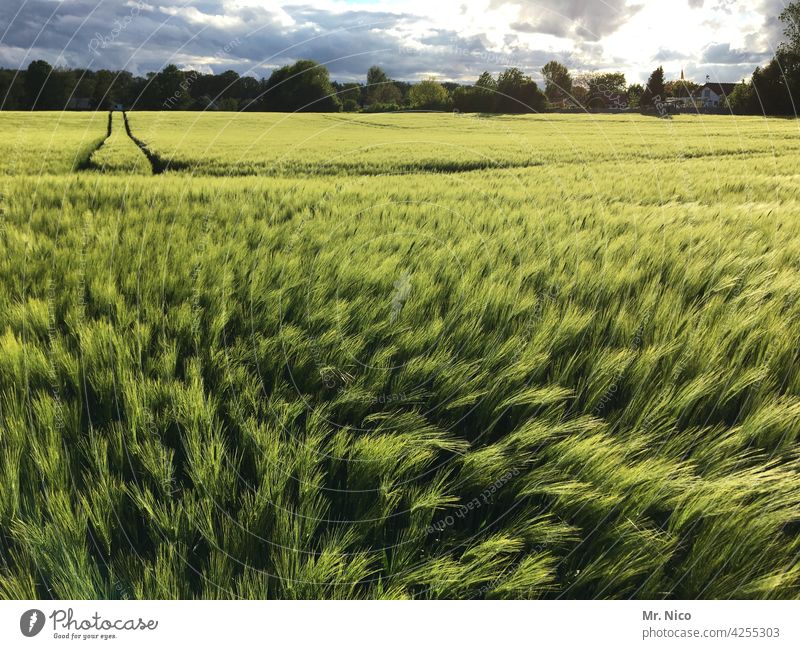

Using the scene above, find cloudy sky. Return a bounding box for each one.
[0,1,790,83]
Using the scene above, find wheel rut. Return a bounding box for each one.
[121,112,173,175]
[73,111,112,171]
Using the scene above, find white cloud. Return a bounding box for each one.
[0,0,781,83]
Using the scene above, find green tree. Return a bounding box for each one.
[408,78,449,109]
[365,66,401,105]
[237,76,261,109]
[24,60,53,109]
[591,72,627,95]
[664,79,700,98]
[0,70,25,109]
[476,71,496,91]
[641,66,666,108]
[334,82,362,105]
[626,83,645,109]
[495,68,546,113]
[263,60,341,112]
[779,2,800,53]
[367,65,388,87]
[751,59,795,115]
[451,86,474,112]
[733,3,800,116]
[725,81,756,114]
[342,98,359,112]
[571,84,590,108]
[581,72,627,108]
[138,65,193,109]
[51,69,78,108]
[92,70,116,109]
[474,71,498,112]
[541,60,572,103]
[213,70,241,101]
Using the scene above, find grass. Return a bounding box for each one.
[0,111,109,175]
[0,111,798,599]
[126,111,800,175]
[88,112,150,175]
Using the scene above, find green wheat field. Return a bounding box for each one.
[0,110,799,599]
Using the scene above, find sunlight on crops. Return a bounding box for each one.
[0,111,109,175]
[128,111,800,175]
[88,112,150,175]
[0,111,798,599]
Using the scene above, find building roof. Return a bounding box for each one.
[701,82,737,96]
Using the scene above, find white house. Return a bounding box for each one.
[697,82,737,109]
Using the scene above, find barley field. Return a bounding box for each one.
[0,110,799,599]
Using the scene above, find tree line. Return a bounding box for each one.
[0,59,548,113]
[0,57,694,115]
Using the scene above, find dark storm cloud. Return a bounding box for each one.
[0,0,255,72]
[496,0,642,41]
[0,0,468,80]
[0,0,597,81]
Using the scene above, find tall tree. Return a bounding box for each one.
[474,71,498,112]
[91,70,115,109]
[641,66,666,108]
[366,65,389,88]
[495,68,546,113]
[779,2,800,53]
[263,60,341,112]
[365,66,400,105]
[408,78,449,109]
[584,72,627,108]
[725,81,756,114]
[626,83,645,109]
[751,59,795,115]
[24,60,53,109]
[541,60,572,103]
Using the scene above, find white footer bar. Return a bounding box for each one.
[1,600,796,648]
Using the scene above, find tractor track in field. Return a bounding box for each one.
[121,111,180,175]
[73,110,112,171]
[75,114,800,179]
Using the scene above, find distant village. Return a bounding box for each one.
[666,82,738,111]
[539,68,739,115]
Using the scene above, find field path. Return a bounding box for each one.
[121,111,170,174]
[87,111,151,174]
[73,111,112,171]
